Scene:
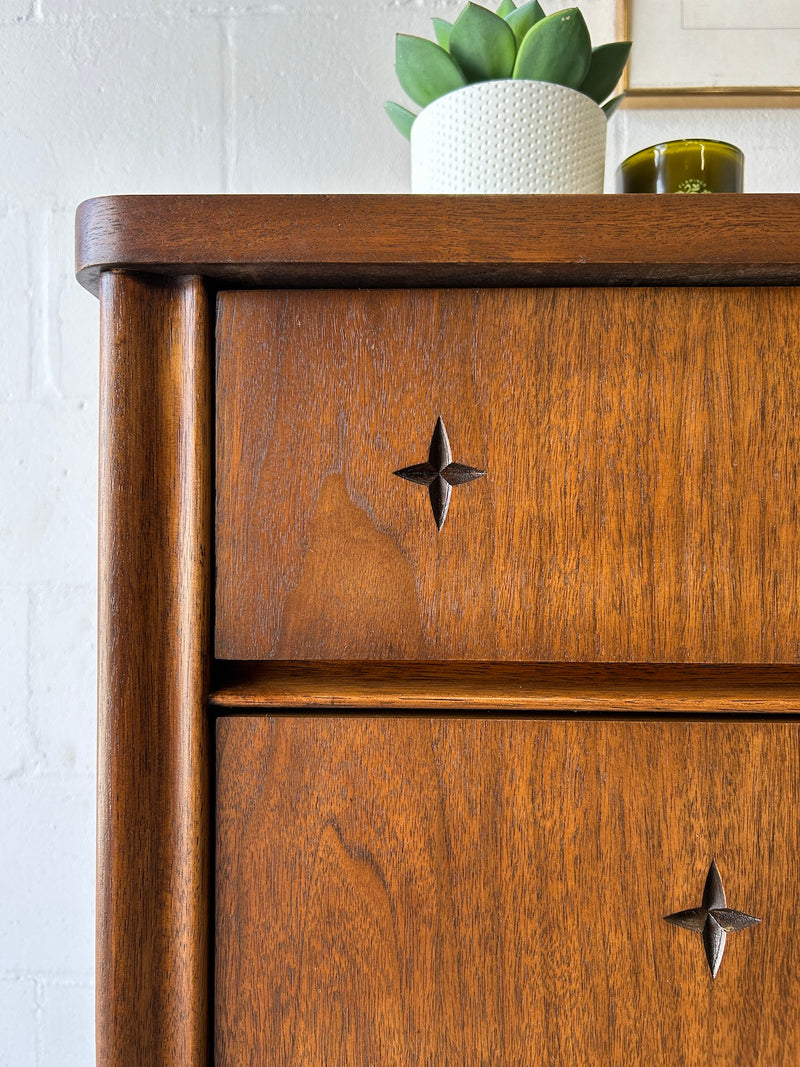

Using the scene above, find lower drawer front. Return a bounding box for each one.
[215,717,800,1066]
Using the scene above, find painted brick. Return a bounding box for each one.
[0,401,97,586]
[0,586,31,780]
[0,16,225,211]
[38,981,95,1067]
[42,0,241,16]
[30,585,95,776]
[41,0,478,16]
[0,0,34,21]
[0,210,32,401]
[0,978,36,1067]
[228,10,433,193]
[46,210,99,400]
[0,777,94,975]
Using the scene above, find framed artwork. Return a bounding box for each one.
[618,0,800,100]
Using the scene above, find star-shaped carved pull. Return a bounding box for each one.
[664,859,761,979]
[393,416,486,531]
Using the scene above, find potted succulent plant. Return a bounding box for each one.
[386,1,631,193]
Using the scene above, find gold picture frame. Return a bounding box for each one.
[617,0,800,106]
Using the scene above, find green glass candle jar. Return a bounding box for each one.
[617,139,744,193]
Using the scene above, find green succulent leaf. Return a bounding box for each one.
[384,100,417,139]
[602,93,625,118]
[432,17,453,50]
[395,33,468,108]
[578,41,632,104]
[496,0,516,16]
[449,2,517,82]
[505,0,546,47]
[512,7,592,89]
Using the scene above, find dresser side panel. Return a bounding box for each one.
[97,271,212,1066]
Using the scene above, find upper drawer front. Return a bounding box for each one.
[215,287,800,662]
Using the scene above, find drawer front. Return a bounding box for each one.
[215,287,800,662]
[215,716,800,1066]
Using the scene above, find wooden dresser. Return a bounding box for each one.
[78,195,800,1066]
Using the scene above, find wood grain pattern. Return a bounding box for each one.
[97,271,211,1066]
[76,194,800,295]
[209,662,800,712]
[216,715,800,1066]
[215,286,800,663]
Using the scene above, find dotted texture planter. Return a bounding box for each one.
[410,80,607,194]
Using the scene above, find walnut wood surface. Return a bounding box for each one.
[76,194,800,295]
[97,272,211,1066]
[216,286,800,663]
[216,715,800,1066]
[210,662,800,712]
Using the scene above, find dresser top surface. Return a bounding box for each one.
[76,193,800,295]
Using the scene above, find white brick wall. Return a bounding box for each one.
[1,1,799,1062]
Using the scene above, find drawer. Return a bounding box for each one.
[215,716,800,1065]
[215,287,800,663]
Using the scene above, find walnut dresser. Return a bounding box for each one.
[77,194,800,1066]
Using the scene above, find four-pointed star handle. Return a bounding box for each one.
[664,859,761,979]
[394,416,486,531]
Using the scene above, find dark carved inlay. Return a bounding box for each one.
[664,859,761,979]
[394,416,486,530]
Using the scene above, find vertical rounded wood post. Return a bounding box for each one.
[97,272,211,1065]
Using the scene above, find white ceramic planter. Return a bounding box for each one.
[410,80,607,194]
